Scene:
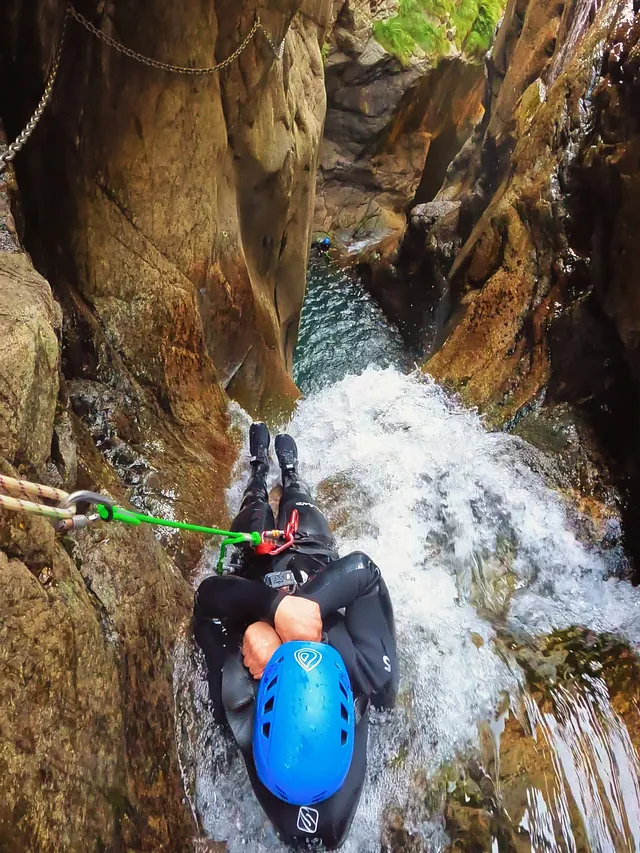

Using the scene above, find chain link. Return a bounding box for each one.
[260,24,288,61]
[0,5,289,174]
[68,5,269,74]
[0,9,70,174]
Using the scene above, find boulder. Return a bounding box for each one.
[0,253,60,470]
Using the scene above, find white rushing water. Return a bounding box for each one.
[174,367,640,852]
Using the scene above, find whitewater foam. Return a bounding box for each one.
[175,367,640,852]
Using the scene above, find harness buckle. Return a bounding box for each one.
[263,569,297,592]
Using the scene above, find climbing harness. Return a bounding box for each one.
[0,4,290,174]
[0,473,300,574]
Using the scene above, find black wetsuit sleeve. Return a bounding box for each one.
[295,551,381,618]
[195,574,279,630]
[296,551,398,706]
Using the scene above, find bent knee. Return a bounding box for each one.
[194,575,224,617]
[346,551,378,572]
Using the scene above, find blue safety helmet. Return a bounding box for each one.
[253,641,355,806]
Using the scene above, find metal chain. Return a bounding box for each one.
[0,5,289,175]
[68,5,271,74]
[0,8,70,175]
[260,24,288,60]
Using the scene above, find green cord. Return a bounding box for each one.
[95,503,261,573]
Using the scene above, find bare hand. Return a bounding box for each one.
[242,622,282,679]
[274,596,322,644]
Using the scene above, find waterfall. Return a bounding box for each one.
[175,367,640,852]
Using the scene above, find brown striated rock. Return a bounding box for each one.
[0,2,334,847]
[387,0,640,567]
[1,0,331,417]
[0,132,198,851]
[0,253,61,470]
[59,279,236,574]
[0,0,335,560]
[420,0,640,419]
[427,199,555,425]
[0,484,195,853]
[0,547,125,852]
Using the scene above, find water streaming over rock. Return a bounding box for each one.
[174,266,640,852]
[293,255,413,396]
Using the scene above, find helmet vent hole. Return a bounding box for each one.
[267,676,278,692]
[340,703,349,721]
[264,696,274,713]
[341,729,348,746]
[262,722,271,739]
[339,682,348,698]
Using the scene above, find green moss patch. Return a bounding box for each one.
[373,0,505,65]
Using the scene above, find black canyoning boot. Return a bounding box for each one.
[275,433,299,486]
[249,422,270,474]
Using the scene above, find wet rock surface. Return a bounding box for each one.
[379,0,640,572]
[0,134,197,852]
[0,0,331,415]
[0,253,61,470]
[455,628,640,853]
[380,627,640,853]
[0,1,331,847]
[315,0,485,259]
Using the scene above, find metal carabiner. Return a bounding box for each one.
[253,509,300,556]
[54,490,117,532]
[58,490,116,513]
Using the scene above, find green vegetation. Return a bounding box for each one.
[372,0,504,66]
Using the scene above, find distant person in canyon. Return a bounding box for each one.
[194,423,397,849]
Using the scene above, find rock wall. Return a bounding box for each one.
[0,0,330,848]
[1,0,329,416]
[0,140,194,852]
[415,0,640,418]
[314,0,485,259]
[396,0,640,564]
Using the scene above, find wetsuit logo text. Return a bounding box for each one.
[297,806,319,834]
[294,648,323,673]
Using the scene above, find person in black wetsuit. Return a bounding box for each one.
[194,423,397,849]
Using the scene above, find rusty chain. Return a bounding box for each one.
[0,5,289,175]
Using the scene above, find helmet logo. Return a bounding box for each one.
[294,647,323,673]
[297,806,319,834]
